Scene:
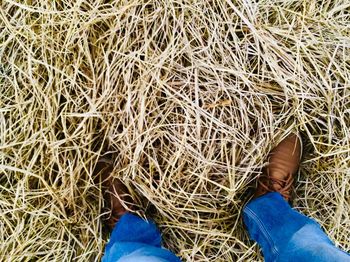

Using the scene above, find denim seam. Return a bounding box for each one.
[244,207,279,257]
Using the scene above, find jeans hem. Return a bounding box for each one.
[244,206,279,257]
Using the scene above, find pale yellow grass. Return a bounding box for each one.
[0,0,349,261]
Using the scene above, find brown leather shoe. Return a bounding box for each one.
[104,178,133,228]
[254,134,302,201]
[94,158,133,228]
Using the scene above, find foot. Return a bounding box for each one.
[94,158,133,228]
[254,134,302,201]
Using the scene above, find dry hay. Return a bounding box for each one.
[0,0,350,261]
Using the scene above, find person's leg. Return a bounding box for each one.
[243,192,350,262]
[95,159,181,262]
[244,134,350,261]
[102,213,181,262]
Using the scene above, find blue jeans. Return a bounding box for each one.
[243,192,350,262]
[102,213,181,262]
[103,193,350,262]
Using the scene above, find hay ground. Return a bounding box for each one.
[1,0,350,261]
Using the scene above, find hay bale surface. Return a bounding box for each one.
[0,0,349,261]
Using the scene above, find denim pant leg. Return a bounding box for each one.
[243,192,350,262]
[102,213,181,262]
